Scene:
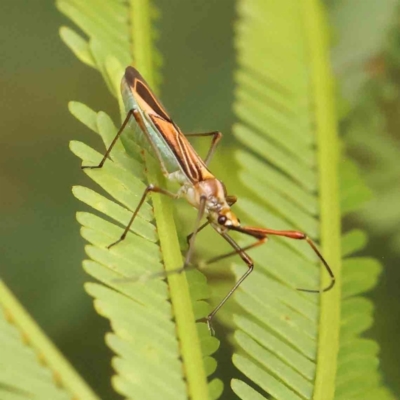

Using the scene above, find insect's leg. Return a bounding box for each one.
[185,131,222,166]
[113,196,207,285]
[253,228,335,292]
[142,196,209,280]
[82,110,134,169]
[108,184,177,249]
[205,237,266,265]
[181,195,207,268]
[186,221,209,246]
[205,233,262,335]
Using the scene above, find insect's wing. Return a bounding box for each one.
[120,68,189,177]
[121,66,213,183]
[124,67,172,122]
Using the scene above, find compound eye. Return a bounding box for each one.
[218,215,227,225]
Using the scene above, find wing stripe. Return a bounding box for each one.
[125,66,214,183]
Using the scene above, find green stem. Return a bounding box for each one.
[0,281,100,400]
[146,156,210,400]
[130,0,157,89]
[129,2,209,398]
[303,1,342,399]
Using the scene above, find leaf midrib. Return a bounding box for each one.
[303,1,342,399]
[128,1,210,398]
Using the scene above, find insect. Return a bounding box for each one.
[83,66,335,333]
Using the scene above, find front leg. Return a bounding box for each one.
[108,184,177,249]
[126,195,208,280]
[203,233,265,334]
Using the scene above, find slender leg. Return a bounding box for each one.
[185,131,222,166]
[204,233,259,335]
[186,221,209,246]
[177,195,208,272]
[130,196,208,282]
[82,110,134,169]
[108,184,177,249]
[205,237,266,265]
[184,225,265,279]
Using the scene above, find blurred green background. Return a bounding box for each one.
[1,1,399,398]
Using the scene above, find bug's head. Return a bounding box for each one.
[196,178,240,233]
[209,208,241,234]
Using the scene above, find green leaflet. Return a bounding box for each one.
[69,106,219,399]
[230,1,390,400]
[0,281,99,400]
[58,0,219,399]
[56,0,394,399]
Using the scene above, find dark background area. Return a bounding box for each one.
[0,1,399,398]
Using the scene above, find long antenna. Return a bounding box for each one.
[232,226,335,293]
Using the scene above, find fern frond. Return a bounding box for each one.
[0,281,99,399]
[230,1,391,399]
[58,1,220,399]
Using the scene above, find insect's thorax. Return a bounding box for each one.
[178,177,227,211]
